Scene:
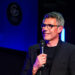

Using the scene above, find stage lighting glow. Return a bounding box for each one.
[61,28,65,42]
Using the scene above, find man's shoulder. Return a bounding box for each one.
[29,44,40,50]
[58,41,75,55]
[61,41,75,49]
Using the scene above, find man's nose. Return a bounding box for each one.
[42,27,47,33]
[42,26,48,30]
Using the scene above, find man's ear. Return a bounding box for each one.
[58,26,63,33]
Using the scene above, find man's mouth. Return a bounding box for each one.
[43,33,51,35]
[43,33,51,34]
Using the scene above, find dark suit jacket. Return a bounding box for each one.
[23,41,75,75]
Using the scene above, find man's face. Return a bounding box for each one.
[42,18,63,41]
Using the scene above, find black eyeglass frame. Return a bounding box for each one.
[41,24,60,28]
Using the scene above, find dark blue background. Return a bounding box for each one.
[0,0,38,51]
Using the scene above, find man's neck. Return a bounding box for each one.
[46,38,59,47]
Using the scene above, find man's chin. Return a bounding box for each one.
[43,38,50,41]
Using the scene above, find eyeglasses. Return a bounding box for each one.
[41,24,60,29]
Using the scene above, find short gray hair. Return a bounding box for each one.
[43,11,65,26]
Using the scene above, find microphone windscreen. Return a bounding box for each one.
[40,39,45,47]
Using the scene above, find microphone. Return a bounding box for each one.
[40,40,45,67]
[40,39,45,54]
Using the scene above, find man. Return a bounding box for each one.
[23,11,75,75]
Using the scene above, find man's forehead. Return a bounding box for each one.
[42,18,57,23]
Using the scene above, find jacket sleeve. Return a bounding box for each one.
[22,47,33,75]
